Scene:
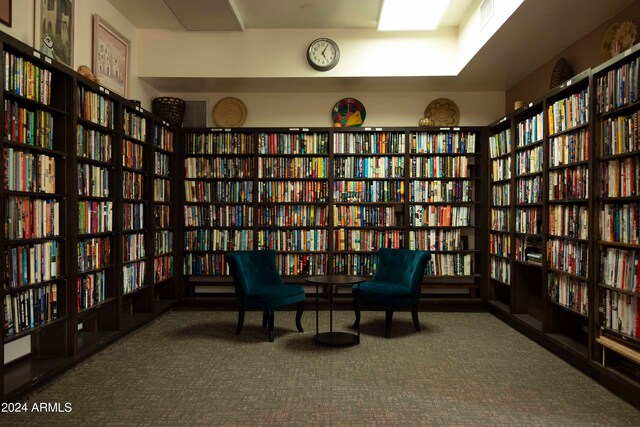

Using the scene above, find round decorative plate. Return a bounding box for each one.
[600,21,638,62]
[332,98,366,127]
[212,97,247,127]
[424,98,459,126]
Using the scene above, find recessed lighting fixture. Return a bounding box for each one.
[378,0,451,31]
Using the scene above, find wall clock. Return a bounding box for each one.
[307,38,340,71]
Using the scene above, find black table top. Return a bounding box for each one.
[305,275,366,286]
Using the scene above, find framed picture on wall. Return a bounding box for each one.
[34,0,74,68]
[0,0,11,27]
[92,14,130,97]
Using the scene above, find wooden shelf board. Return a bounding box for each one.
[597,335,640,365]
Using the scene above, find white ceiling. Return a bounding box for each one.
[107,0,637,93]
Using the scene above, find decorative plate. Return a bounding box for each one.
[600,21,638,62]
[332,98,366,127]
[424,98,459,126]
[212,97,247,127]
[549,57,574,89]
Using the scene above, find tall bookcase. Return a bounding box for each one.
[1,37,72,399]
[592,45,640,388]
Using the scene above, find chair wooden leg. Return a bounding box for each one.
[295,302,304,332]
[411,304,421,332]
[262,310,268,328]
[353,294,361,329]
[267,310,275,342]
[236,308,245,335]
[385,306,393,338]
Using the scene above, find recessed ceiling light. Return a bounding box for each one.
[378,0,451,31]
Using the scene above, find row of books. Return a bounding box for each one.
[547,88,589,135]
[154,125,174,152]
[426,254,473,276]
[184,132,254,155]
[548,238,588,278]
[184,253,227,275]
[260,156,328,178]
[276,253,326,276]
[516,144,543,175]
[154,230,173,255]
[78,164,109,198]
[78,200,112,234]
[333,157,402,179]
[411,205,471,227]
[490,256,510,284]
[122,139,144,170]
[601,157,639,198]
[600,203,640,244]
[123,203,144,230]
[408,229,469,251]
[184,204,253,227]
[122,171,144,200]
[516,176,543,204]
[548,272,588,315]
[515,207,542,234]
[412,180,474,203]
[548,165,589,200]
[600,289,639,338]
[3,284,58,337]
[77,271,106,311]
[184,180,253,203]
[4,100,54,149]
[154,205,171,228]
[154,179,170,203]
[4,51,51,105]
[515,235,542,262]
[123,109,147,141]
[78,236,110,274]
[489,128,511,158]
[261,181,327,203]
[334,132,405,154]
[333,180,402,203]
[5,241,60,288]
[600,113,640,156]
[334,253,377,276]
[333,205,399,227]
[600,247,639,292]
[185,157,253,179]
[548,129,589,167]
[261,205,327,227]
[184,229,253,251]
[490,232,511,257]
[595,56,640,113]
[491,182,510,207]
[122,261,146,294]
[490,208,509,232]
[410,156,469,178]
[548,205,589,240]
[77,124,112,162]
[6,197,59,239]
[257,229,328,251]
[5,148,56,193]
[123,233,145,262]
[411,132,476,154]
[154,256,174,282]
[155,152,171,176]
[260,132,329,154]
[77,86,115,129]
[334,229,404,251]
[516,112,543,147]
[491,157,511,181]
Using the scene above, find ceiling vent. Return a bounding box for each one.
[480,0,494,28]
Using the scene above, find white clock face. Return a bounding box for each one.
[307,38,339,71]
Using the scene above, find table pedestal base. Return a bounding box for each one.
[314,332,359,347]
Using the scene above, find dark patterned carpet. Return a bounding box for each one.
[2,310,639,426]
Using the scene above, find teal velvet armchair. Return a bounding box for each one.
[226,250,305,342]
[352,248,431,338]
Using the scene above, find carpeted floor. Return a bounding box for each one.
[2,310,639,426]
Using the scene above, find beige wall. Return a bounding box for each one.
[506,1,640,111]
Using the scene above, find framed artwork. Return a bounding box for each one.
[0,0,11,27]
[92,14,130,97]
[34,0,74,68]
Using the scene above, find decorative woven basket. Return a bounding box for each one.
[152,97,185,128]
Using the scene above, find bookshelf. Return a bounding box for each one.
[1,38,73,398]
[592,44,640,387]
[487,116,513,309]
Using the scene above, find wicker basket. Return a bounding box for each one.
[152,97,185,128]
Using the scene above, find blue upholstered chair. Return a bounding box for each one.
[226,250,305,342]
[352,248,431,338]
